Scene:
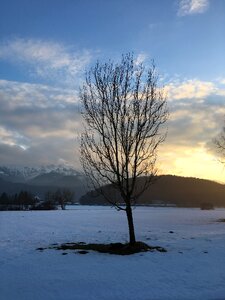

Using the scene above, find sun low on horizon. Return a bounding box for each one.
[0,0,225,183]
[159,145,225,184]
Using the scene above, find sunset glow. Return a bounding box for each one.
[0,0,225,182]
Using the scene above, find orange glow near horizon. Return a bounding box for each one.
[158,146,225,184]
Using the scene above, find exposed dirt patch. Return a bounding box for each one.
[38,241,167,255]
[77,250,89,254]
[218,218,225,223]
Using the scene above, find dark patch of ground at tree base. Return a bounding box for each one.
[218,218,225,222]
[37,241,167,255]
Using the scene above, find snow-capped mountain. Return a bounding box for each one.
[0,165,81,183]
[0,164,88,200]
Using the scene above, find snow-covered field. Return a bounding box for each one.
[0,206,225,300]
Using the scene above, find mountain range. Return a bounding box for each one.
[0,165,88,201]
[1,165,225,207]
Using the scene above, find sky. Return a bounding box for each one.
[0,0,225,182]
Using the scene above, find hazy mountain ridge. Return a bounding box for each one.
[80,175,225,207]
[1,166,225,207]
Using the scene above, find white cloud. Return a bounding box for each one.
[0,79,78,109]
[135,53,148,65]
[178,0,209,16]
[162,78,225,172]
[165,79,218,100]
[219,79,225,85]
[0,38,92,86]
[0,125,29,150]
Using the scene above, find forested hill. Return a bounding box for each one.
[79,175,225,207]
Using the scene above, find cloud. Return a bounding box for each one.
[135,53,148,65]
[219,78,225,85]
[0,138,79,167]
[0,79,79,109]
[165,79,216,100]
[0,79,82,135]
[165,79,225,145]
[177,0,209,16]
[0,76,225,182]
[0,38,92,86]
[157,77,225,182]
[0,126,29,150]
[167,100,225,147]
[0,79,82,167]
[158,79,225,182]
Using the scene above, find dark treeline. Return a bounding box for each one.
[0,188,74,211]
[0,191,35,211]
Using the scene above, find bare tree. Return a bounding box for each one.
[53,188,74,210]
[214,125,225,163]
[61,188,74,209]
[80,53,168,245]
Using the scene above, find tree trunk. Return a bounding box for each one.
[126,204,136,245]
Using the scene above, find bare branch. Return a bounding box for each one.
[79,53,168,244]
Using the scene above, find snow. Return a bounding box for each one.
[0,206,225,300]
